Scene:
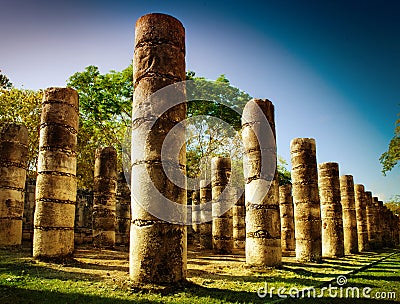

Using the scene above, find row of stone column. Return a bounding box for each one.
[289,137,399,262]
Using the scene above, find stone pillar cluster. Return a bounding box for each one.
[242,98,281,267]
[279,184,295,254]
[290,138,322,262]
[33,87,79,259]
[211,157,233,254]
[0,123,28,246]
[354,184,369,252]
[130,13,187,285]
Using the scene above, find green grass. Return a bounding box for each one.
[0,245,399,303]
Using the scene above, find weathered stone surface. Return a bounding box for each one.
[233,189,245,249]
[22,178,36,241]
[33,87,79,259]
[0,123,28,246]
[364,191,377,249]
[318,162,344,258]
[211,157,234,254]
[116,172,131,245]
[129,13,187,285]
[339,175,358,254]
[372,197,383,248]
[279,184,295,253]
[74,189,93,244]
[199,179,212,249]
[354,184,369,252]
[290,138,322,262]
[192,189,200,235]
[93,147,117,248]
[242,99,281,267]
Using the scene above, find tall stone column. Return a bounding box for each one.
[381,204,392,247]
[372,197,383,248]
[130,13,187,284]
[290,138,322,262]
[279,184,295,253]
[192,190,200,236]
[364,191,377,249]
[242,99,281,267]
[339,175,358,254]
[199,179,212,249]
[318,162,344,258]
[354,184,369,252]
[33,87,79,259]
[92,147,117,248]
[233,189,245,249]
[0,123,28,246]
[116,172,131,245]
[211,157,233,254]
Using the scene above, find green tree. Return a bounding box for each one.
[0,88,42,176]
[380,113,400,175]
[67,65,133,188]
[0,70,12,89]
[385,195,400,215]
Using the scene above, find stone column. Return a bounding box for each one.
[381,204,392,247]
[199,179,212,249]
[242,99,281,267]
[0,123,28,246]
[290,138,322,262]
[233,189,245,249]
[130,13,187,284]
[354,184,369,252]
[364,191,377,249]
[279,184,295,253]
[211,157,234,254]
[192,189,200,237]
[33,87,79,259]
[318,162,344,258]
[23,178,36,241]
[93,147,117,248]
[339,175,358,254]
[373,197,383,248]
[116,172,131,245]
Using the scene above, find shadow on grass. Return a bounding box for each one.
[0,285,156,304]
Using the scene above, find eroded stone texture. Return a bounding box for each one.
[211,157,234,254]
[364,191,377,249]
[372,197,383,248]
[92,147,117,248]
[199,179,212,249]
[192,189,200,236]
[318,162,344,258]
[130,13,187,285]
[233,189,245,249]
[33,87,79,259]
[22,178,36,241]
[242,99,281,267]
[290,138,322,262]
[381,204,393,247]
[0,123,28,246]
[279,184,295,253]
[74,189,93,244]
[354,184,369,252]
[116,172,131,245]
[339,175,358,254]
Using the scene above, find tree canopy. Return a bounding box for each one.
[380,113,399,175]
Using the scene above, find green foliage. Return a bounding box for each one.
[0,70,12,89]
[67,65,133,188]
[380,113,399,175]
[0,88,42,176]
[385,195,400,215]
[277,156,291,185]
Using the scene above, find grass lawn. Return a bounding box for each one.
[0,244,399,303]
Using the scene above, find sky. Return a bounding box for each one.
[1,0,399,201]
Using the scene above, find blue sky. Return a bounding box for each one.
[1,0,399,200]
